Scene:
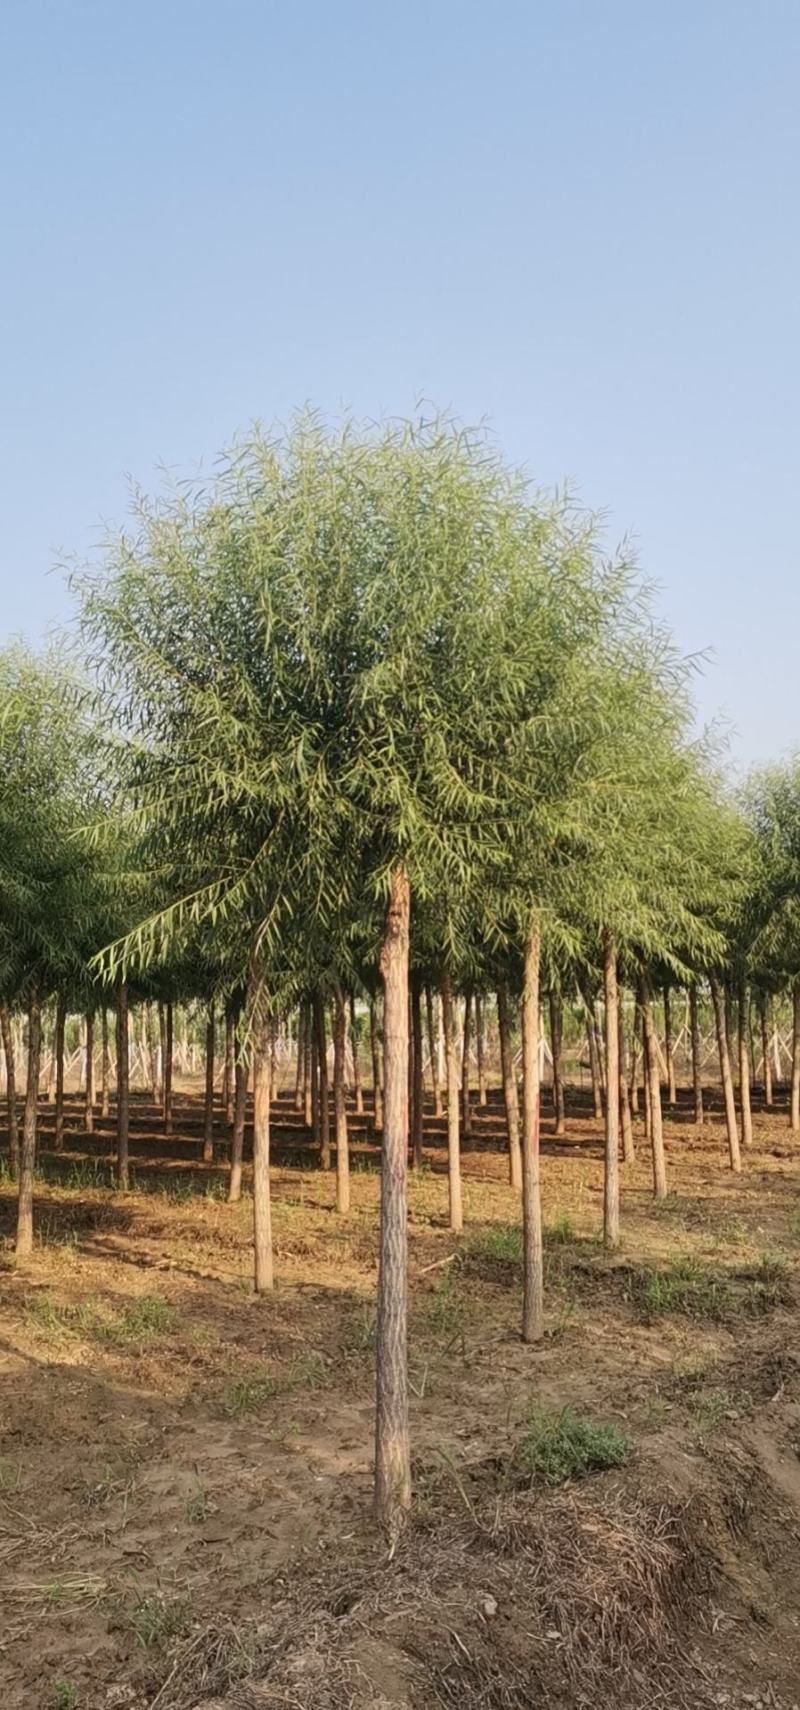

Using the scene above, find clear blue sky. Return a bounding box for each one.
[2,0,798,767]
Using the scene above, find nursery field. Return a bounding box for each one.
[1,1087,800,1710]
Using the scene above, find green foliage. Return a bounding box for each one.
[516,1405,631,1485]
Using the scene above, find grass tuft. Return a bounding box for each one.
[516,1405,631,1486]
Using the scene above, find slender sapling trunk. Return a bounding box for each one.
[374,868,411,1534]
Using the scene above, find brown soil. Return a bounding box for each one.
[1,1084,800,1709]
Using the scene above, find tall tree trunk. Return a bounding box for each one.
[640,980,667,1198]
[16,986,42,1258]
[461,987,473,1140]
[689,984,704,1127]
[84,1010,95,1134]
[1,1003,19,1177]
[203,1003,215,1163]
[410,979,423,1170]
[303,1006,313,1127]
[475,992,487,1106]
[314,994,331,1169]
[629,996,641,1115]
[370,997,383,1132]
[603,932,620,1248]
[663,985,677,1105]
[311,1015,320,1149]
[252,1012,273,1293]
[441,973,463,1233]
[46,1011,55,1102]
[618,993,635,1163]
[521,919,544,1342]
[426,986,442,1116]
[163,1001,174,1135]
[228,1051,247,1203]
[293,1006,305,1113]
[374,868,411,1534]
[791,979,800,1135]
[760,993,773,1109]
[350,994,363,1116]
[738,978,753,1147]
[497,981,522,1189]
[100,1007,110,1117]
[584,998,603,1119]
[54,995,66,1150]
[156,1000,166,1107]
[224,1004,235,1126]
[549,991,565,1136]
[710,975,742,1171]
[333,985,350,1213]
[642,1012,651,1141]
[116,982,130,1190]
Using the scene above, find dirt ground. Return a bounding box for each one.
[1,1083,800,1710]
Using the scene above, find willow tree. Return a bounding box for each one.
[79,412,541,1535]
[742,762,800,1134]
[0,646,101,1255]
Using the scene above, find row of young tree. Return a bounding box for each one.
[2,414,800,1533]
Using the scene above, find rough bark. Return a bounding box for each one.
[410,979,423,1171]
[224,1004,235,1125]
[792,980,800,1136]
[461,987,473,1140]
[164,1001,174,1136]
[549,991,565,1136]
[738,978,753,1147]
[85,1010,95,1134]
[710,975,742,1171]
[350,994,363,1115]
[314,993,331,1169]
[760,993,773,1109]
[100,1006,110,1117]
[475,992,487,1106]
[293,1006,305,1113]
[203,1003,215,1163]
[374,867,411,1534]
[629,996,641,1115]
[640,980,667,1198]
[497,981,522,1190]
[228,1052,247,1203]
[252,1013,273,1293]
[54,995,66,1150]
[441,973,463,1233]
[584,997,603,1119]
[15,986,42,1258]
[303,1005,313,1127]
[370,997,383,1132]
[116,982,130,1190]
[521,920,544,1342]
[311,1015,320,1149]
[1,1003,19,1176]
[333,984,350,1213]
[603,932,620,1248]
[689,984,704,1127]
[618,994,635,1163]
[426,986,442,1116]
[663,985,677,1105]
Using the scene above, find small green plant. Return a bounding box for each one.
[421,1271,465,1342]
[0,1455,20,1493]
[688,1387,737,1440]
[469,1224,522,1264]
[185,1478,211,1524]
[49,1683,78,1710]
[224,1372,279,1417]
[112,1295,174,1343]
[516,1405,631,1486]
[341,1306,377,1355]
[129,1588,191,1648]
[546,1211,575,1245]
